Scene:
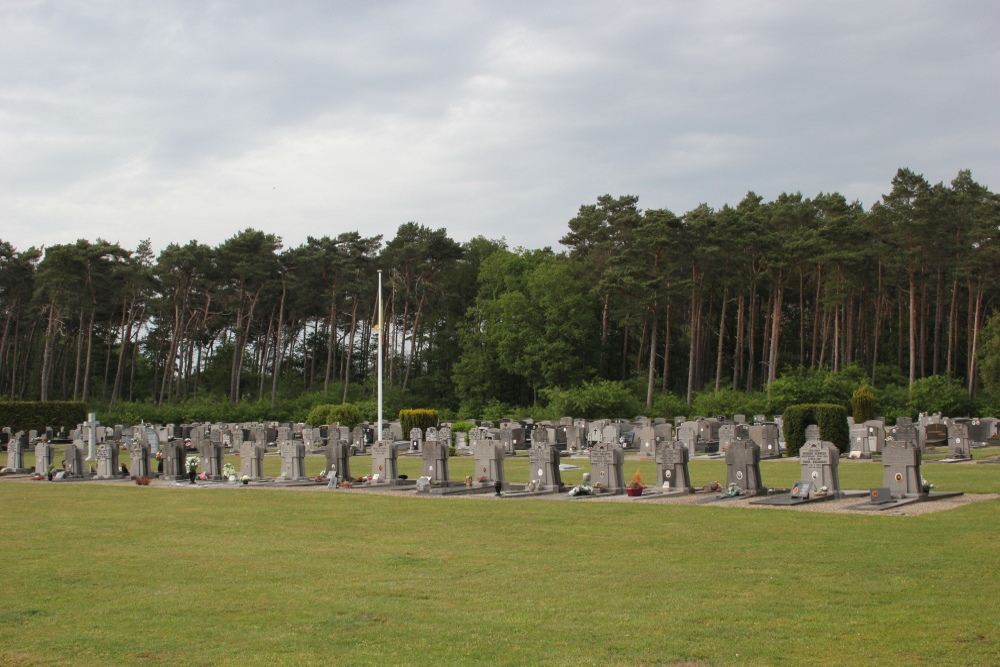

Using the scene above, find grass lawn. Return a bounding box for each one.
[1,448,999,665]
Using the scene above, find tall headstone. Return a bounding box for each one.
[279,441,306,480]
[725,440,763,495]
[83,413,100,462]
[409,427,423,451]
[95,443,119,479]
[864,420,885,454]
[527,442,562,491]
[589,443,624,492]
[473,440,506,486]
[163,439,186,481]
[129,441,151,479]
[200,441,225,480]
[371,440,398,483]
[947,423,972,460]
[34,440,54,474]
[64,441,86,477]
[655,440,693,492]
[677,423,698,457]
[749,423,781,459]
[718,423,736,455]
[239,442,264,479]
[325,439,352,482]
[881,441,923,497]
[4,433,28,473]
[421,440,450,482]
[635,426,658,460]
[351,425,366,454]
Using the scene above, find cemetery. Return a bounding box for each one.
[2,411,998,665]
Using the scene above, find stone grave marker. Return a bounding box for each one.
[881,441,923,497]
[734,414,746,424]
[527,442,562,491]
[655,440,693,492]
[409,427,423,452]
[4,433,28,473]
[473,440,505,486]
[438,426,452,446]
[601,423,621,447]
[888,423,917,449]
[589,443,624,492]
[635,426,658,460]
[946,423,971,460]
[352,425,366,453]
[239,442,264,479]
[371,440,398,483]
[129,441,151,479]
[798,441,840,496]
[725,440,763,495]
[325,439,351,482]
[34,440,54,474]
[163,439,186,481]
[749,423,780,459]
[200,441,226,480]
[279,441,306,480]
[849,424,872,458]
[718,424,736,455]
[804,424,821,442]
[564,424,586,452]
[965,419,991,447]
[864,420,885,453]
[425,426,438,442]
[95,442,119,479]
[64,441,86,477]
[421,440,450,482]
[677,422,698,457]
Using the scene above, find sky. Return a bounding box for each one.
[2,0,998,255]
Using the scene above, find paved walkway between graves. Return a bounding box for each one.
[4,475,996,516]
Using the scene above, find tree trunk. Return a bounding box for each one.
[715,287,728,392]
[646,306,658,408]
[270,275,287,407]
[733,292,745,391]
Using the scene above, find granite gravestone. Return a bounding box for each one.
[4,433,28,473]
[749,423,781,459]
[589,443,624,493]
[325,439,351,482]
[64,441,86,477]
[797,441,841,497]
[409,427,423,452]
[34,440,54,474]
[527,442,562,491]
[718,424,736,455]
[199,441,226,480]
[473,440,506,486]
[849,424,872,458]
[725,440,764,495]
[864,420,885,454]
[881,441,923,498]
[655,440,694,493]
[95,443,119,479]
[677,423,698,457]
[421,440,450,482]
[635,426,658,460]
[279,441,306,480]
[162,439,187,481]
[129,441,151,479]
[946,423,972,460]
[239,442,264,479]
[371,440,398,483]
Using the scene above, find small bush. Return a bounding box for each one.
[851,386,876,423]
[399,409,439,437]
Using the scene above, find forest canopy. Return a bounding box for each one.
[2,168,1000,423]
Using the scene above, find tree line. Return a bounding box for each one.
[1,167,998,418]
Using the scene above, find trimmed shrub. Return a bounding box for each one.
[306,403,363,428]
[851,386,876,424]
[0,401,87,433]
[782,403,850,456]
[399,409,439,437]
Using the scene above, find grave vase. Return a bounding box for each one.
[188,470,196,484]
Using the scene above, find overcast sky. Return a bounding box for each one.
[2,0,998,254]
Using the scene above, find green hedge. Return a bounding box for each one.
[0,401,88,433]
[305,403,363,429]
[782,403,850,456]
[399,409,439,438]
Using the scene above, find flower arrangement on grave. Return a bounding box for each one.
[625,470,645,496]
[921,476,936,494]
[155,451,163,460]
[724,482,742,497]
[186,455,200,473]
[240,474,250,485]
[222,462,237,479]
[135,477,151,486]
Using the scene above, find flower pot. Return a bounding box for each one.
[241,480,249,485]
[188,470,197,484]
[626,487,643,497]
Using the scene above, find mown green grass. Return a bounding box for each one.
[1,450,999,666]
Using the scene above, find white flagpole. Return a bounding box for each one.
[377,269,383,440]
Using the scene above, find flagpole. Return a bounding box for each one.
[377,269,383,440]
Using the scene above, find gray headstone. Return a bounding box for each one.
[421,440,450,482]
[527,442,562,491]
[725,440,763,494]
[129,441,151,479]
[279,441,306,480]
[473,440,506,485]
[589,443,624,492]
[655,440,693,492]
[798,440,840,495]
[371,440,398,482]
[881,441,922,497]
